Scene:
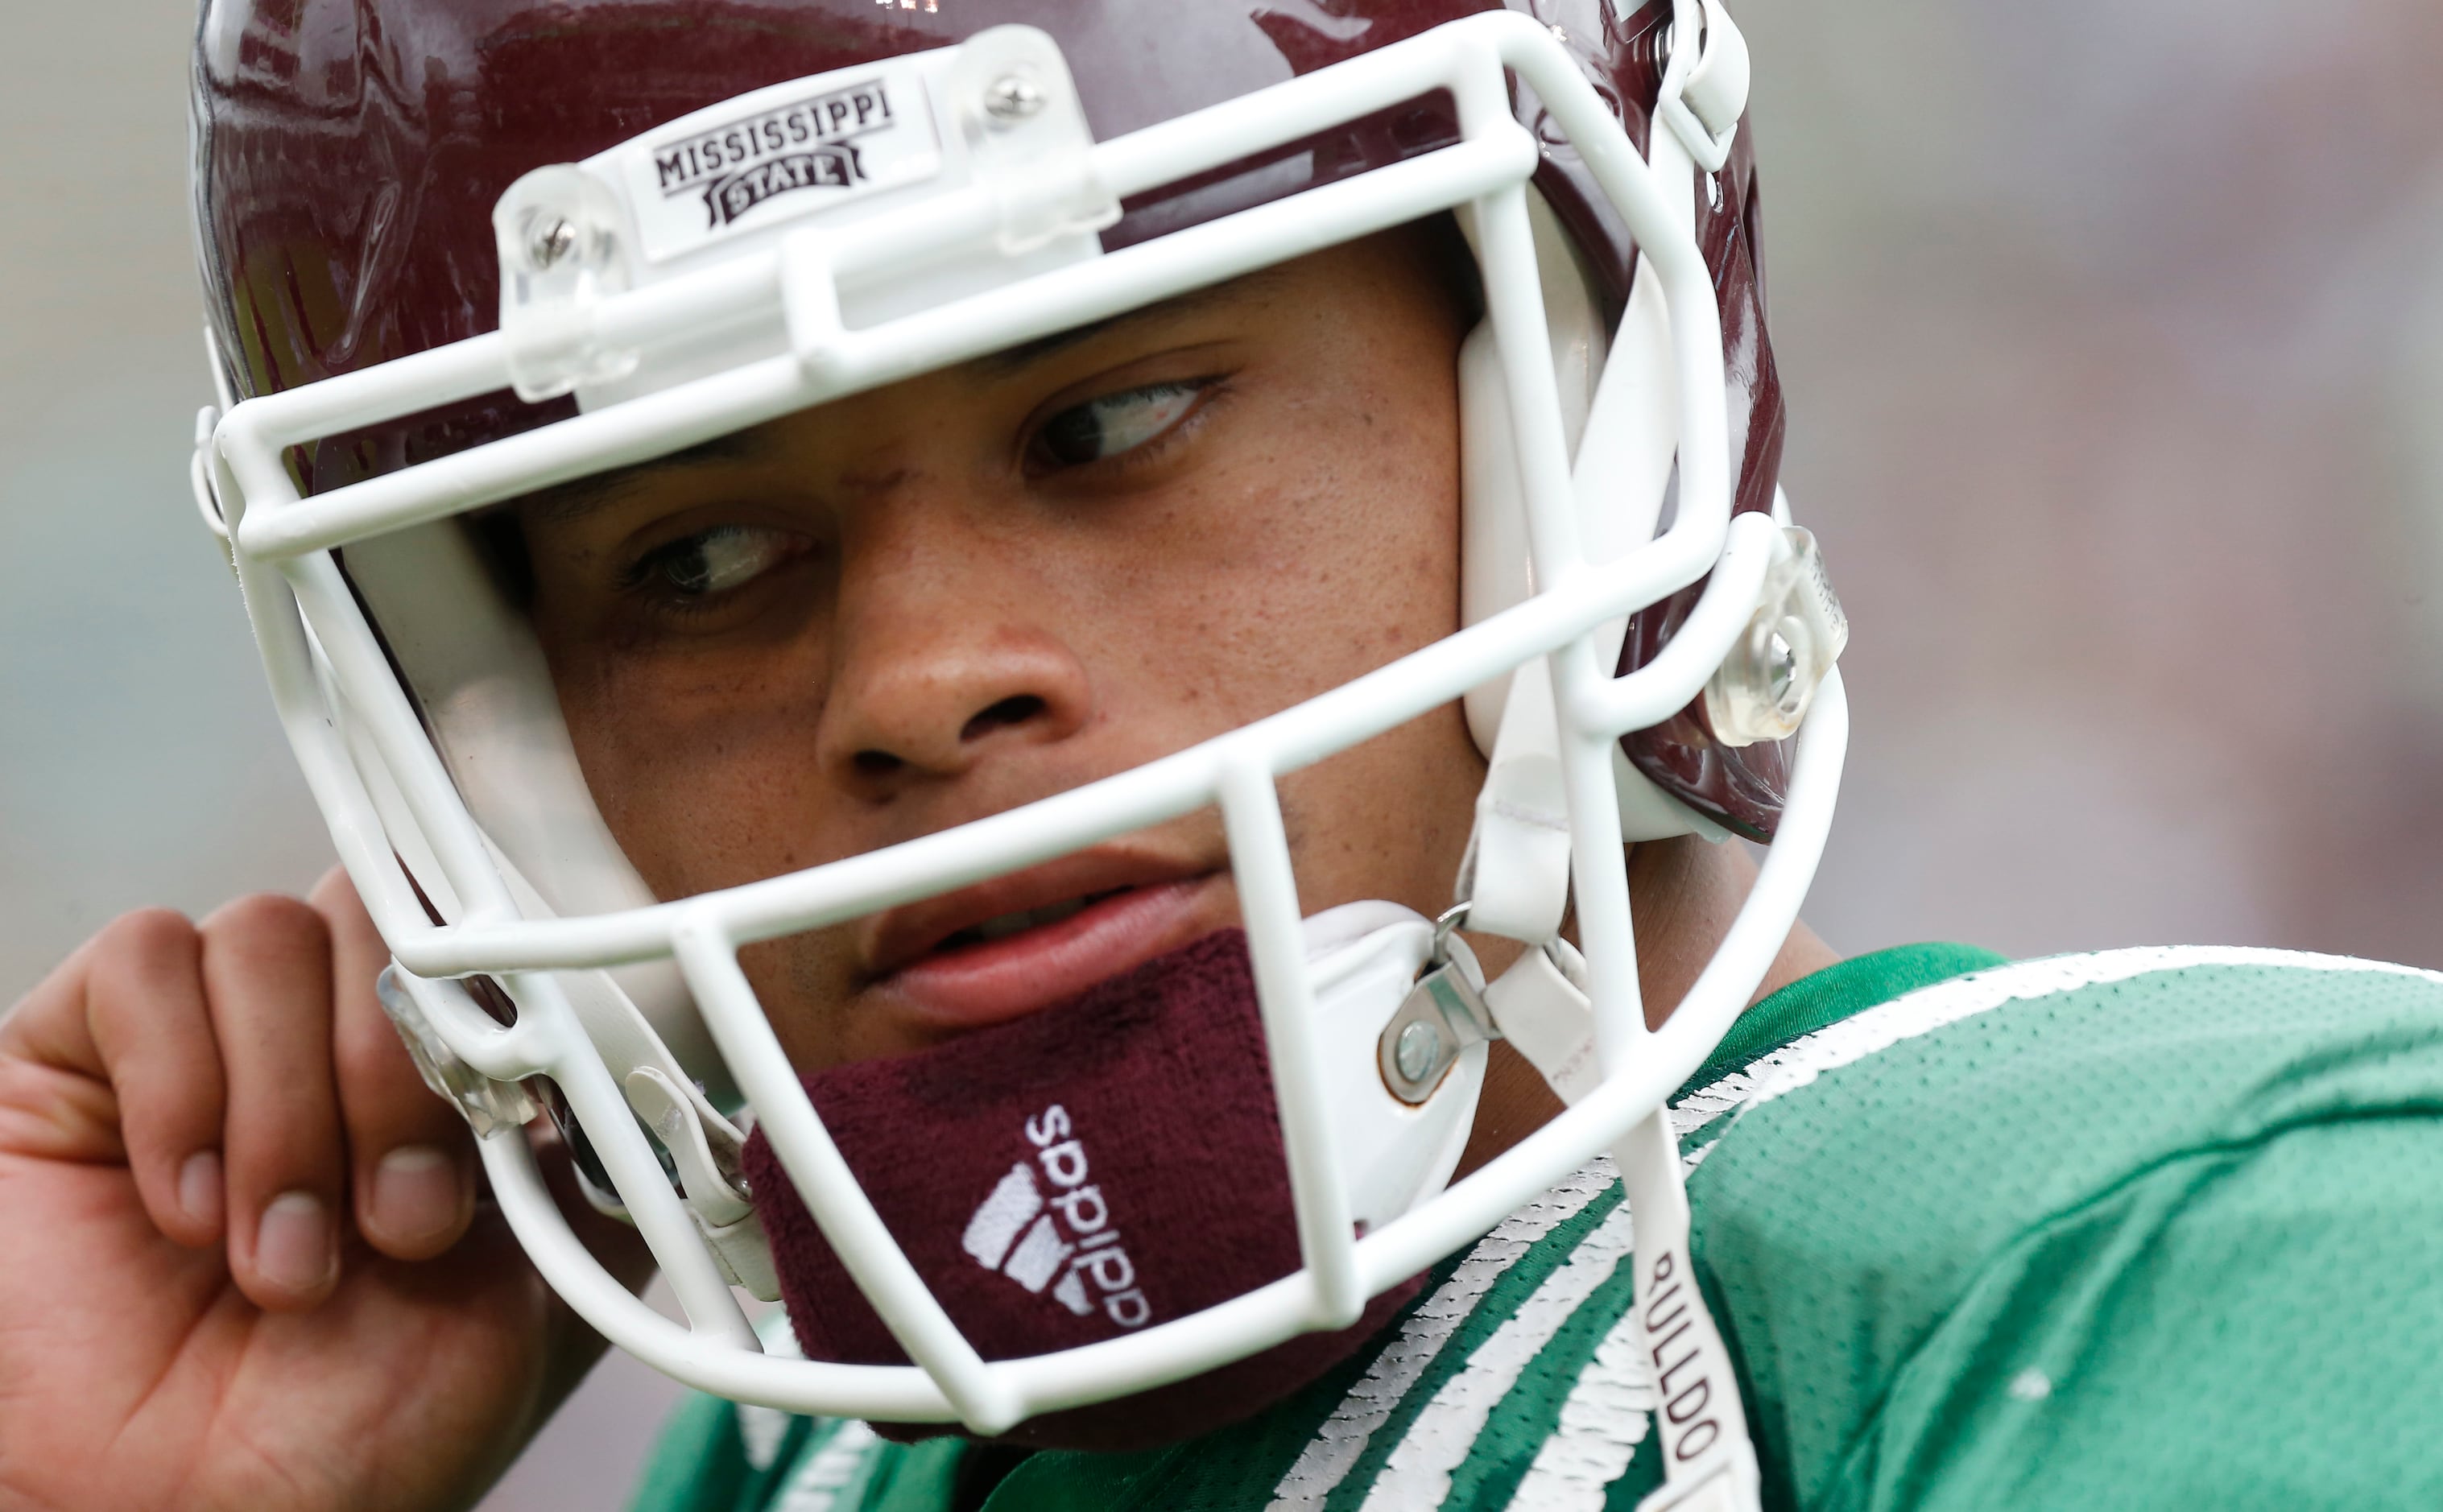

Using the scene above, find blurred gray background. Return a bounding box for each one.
[3,1,2437,1507]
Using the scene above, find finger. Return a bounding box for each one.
[85,912,231,1247]
[199,893,347,1310]
[2,910,231,1248]
[314,867,475,1261]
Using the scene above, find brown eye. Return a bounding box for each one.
[1033,380,1210,469]
[630,524,808,601]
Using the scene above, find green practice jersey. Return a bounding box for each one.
[629,943,2443,1510]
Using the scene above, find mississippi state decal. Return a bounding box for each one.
[614,56,945,262]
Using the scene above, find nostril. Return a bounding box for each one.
[961,694,1045,742]
[854,750,903,779]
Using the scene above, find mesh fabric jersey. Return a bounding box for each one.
[630,942,2443,1510]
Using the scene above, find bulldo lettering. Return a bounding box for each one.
[957,1104,1151,1329]
[651,80,895,229]
[1640,1249,1724,1462]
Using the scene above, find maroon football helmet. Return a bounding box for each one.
[187,0,1843,1482]
[192,0,1796,835]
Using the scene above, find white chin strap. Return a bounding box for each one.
[1444,3,1767,1507]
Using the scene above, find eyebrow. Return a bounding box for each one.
[969,268,1285,378]
[518,267,1287,524]
[524,429,775,524]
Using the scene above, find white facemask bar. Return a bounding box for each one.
[200,10,1842,1436]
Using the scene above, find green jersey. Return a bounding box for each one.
[629,943,2443,1510]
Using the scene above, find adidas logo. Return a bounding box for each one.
[959,1104,1151,1329]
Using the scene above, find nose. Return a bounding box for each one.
[816,517,1093,799]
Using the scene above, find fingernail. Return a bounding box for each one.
[256,1191,335,1293]
[371,1145,462,1244]
[178,1150,223,1228]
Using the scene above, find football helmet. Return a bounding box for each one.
[190,0,1845,1497]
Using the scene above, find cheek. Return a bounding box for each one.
[1139,374,1465,725]
[1197,313,1480,907]
[542,634,833,899]
[1085,353,1481,912]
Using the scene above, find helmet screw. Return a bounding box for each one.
[1394,1021,1441,1085]
[529,216,577,270]
[983,72,1046,123]
[1764,626,1800,709]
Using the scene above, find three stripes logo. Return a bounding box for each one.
[959,1105,1152,1328]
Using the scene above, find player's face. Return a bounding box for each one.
[512,230,1482,1072]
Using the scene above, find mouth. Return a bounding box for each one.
[862,851,1229,1032]
[935,890,1125,951]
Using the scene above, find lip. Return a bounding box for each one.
[861,849,1229,1032]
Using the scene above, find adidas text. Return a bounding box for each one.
[958,1104,1151,1328]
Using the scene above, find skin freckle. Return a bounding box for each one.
[518,228,1478,1072]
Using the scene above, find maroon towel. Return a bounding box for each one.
[742,928,1421,1448]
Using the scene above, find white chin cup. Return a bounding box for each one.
[1306,902,1487,1233]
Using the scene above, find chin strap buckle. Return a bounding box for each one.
[1379,911,1610,1113]
[377,965,781,1299]
[1377,907,1498,1105]
[623,1068,782,1300]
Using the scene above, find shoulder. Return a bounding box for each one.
[1677,944,2443,1195]
[1682,945,2443,1509]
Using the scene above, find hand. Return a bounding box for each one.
[0,870,627,1512]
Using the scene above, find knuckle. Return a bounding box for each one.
[334,1011,417,1089]
[82,911,207,1046]
[205,891,331,954]
[308,863,368,920]
[95,907,200,969]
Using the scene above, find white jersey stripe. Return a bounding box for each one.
[774,1420,878,1512]
[1478,948,2432,1510]
[1266,1159,1618,1511]
[738,1313,809,1472]
[1671,947,2443,1152]
[1501,1304,1661,1512]
[1270,948,2436,1512]
[1358,1200,1639,1510]
[1490,1102,1738,1509]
